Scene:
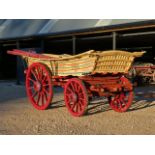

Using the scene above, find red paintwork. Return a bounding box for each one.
[7,49,134,116]
[7,49,58,60]
[26,62,53,110]
[108,77,133,112]
[25,67,133,115]
[64,78,88,117]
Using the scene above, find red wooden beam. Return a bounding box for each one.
[7,49,58,60]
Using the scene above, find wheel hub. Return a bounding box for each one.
[35,81,42,92]
[72,93,78,102]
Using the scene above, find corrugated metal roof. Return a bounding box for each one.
[0,19,153,40]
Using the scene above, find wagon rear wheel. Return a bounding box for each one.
[26,62,53,110]
[108,77,133,112]
[64,78,88,117]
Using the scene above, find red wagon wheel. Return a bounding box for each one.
[108,77,133,112]
[26,62,53,110]
[64,78,88,117]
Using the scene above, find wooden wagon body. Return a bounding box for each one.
[7,49,144,117]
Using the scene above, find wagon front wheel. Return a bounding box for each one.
[26,62,53,110]
[64,78,88,117]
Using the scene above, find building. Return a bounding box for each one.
[0,19,155,82]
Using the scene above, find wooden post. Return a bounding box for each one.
[72,36,76,55]
[16,40,20,49]
[41,39,44,52]
[112,32,117,50]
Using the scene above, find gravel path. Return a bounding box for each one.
[0,81,155,135]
